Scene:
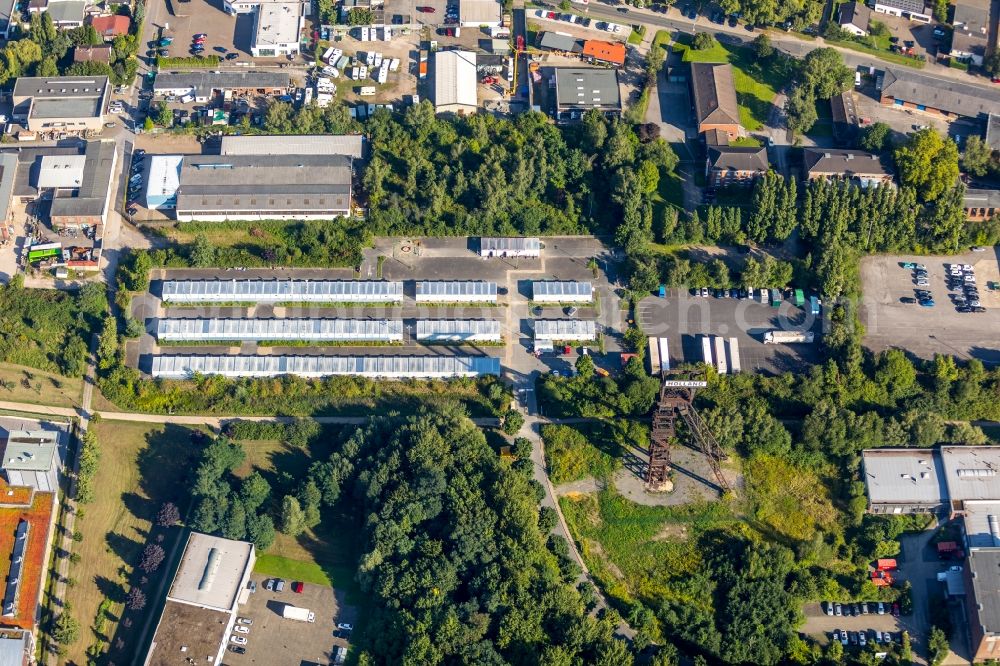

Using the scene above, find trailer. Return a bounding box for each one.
[648,336,661,376]
[770,288,783,308]
[810,295,820,316]
[763,330,815,344]
[793,289,805,307]
[657,337,670,373]
[701,335,713,367]
[726,337,741,374]
[282,604,315,622]
[713,336,727,375]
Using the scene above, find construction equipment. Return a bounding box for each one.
[646,374,731,494]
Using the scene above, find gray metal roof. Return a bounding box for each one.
[415,281,497,299]
[2,430,58,472]
[987,113,1000,151]
[534,319,597,338]
[874,0,928,13]
[940,446,1000,501]
[960,500,1000,547]
[151,354,502,378]
[167,533,254,612]
[0,154,17,227]
[554,68,621,110]
[0,634,28,666]
[878,68,1000,119]
[861,448,947,505]
[175,154,352,214]
[539,32,582,53]
[161,279,403,302]
[156,318,403,341]
[50,139,116,219]
[45,0,84,23]
[415,319,502,337]
[964,188,1000,210]
[803,148,889,177]
[219,134,365,160]
[480,237,541,252]
[13,75,108,119]
[532,281,593,300]
[968,548,1000,635]
[153,71,290,96]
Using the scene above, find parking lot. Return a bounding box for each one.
[800,601,907,648]
[156,0,277,63]
[225,573,356,664]
[637,289,823,375]
[861,251,1000,364]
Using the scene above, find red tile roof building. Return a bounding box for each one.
[88,14,130,39]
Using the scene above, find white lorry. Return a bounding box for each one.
[282,604,316,622]
[763,330,815,344]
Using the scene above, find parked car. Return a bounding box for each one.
[229,646,246,654]
[230,635,247,645]
[292,581,304,593]
[237,616,253,625]
[275,579,285,592]
[919,299,936,307]
[234,625,249,634]
[859,631,867,647]
[264,579,275,591]
[834,602,843,616]
[337,623,354,631]
[900,297,916,304]
[226,53,240,60]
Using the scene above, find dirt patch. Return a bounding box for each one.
[584,538,625,581]
[652,523,690,542]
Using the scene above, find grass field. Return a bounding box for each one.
[0,362,83,409]
[62,422,204,665]
[673,33,792,131]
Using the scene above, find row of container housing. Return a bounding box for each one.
[150,355,502,379]
[161,279,405,304]
[533,319,597,341]
[700,335,741,375]
[156,318,405,342]
[647,337,670,375]
[415,281,497,304]
[532,281,593,304]
[415,319,502,342]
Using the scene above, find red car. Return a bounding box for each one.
[292,581,304,593]
[891,603,900,617]
[417,5,435,11]
[546,11,556,18]
[193,37,206,44]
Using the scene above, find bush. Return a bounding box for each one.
[501,409,525,435]
[155,55,221,68]
[692,32,716,50]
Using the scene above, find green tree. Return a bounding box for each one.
[801,47,853,99]
[859,122,891,152]
[928,626,949,666]
[894,129,960,202]
[692,32,716,50]
[53,613,80,645]
[279,495,306,535]
[246,513,276,550]
[190,234,216,267]
[785,85,818,134]
[297,479,322,529]
[153,101,171,127]
[752,33,773,59]
[239,472,271,512]
[984,50,1000,77]
[962,135,995,177]
[502,409,525,435]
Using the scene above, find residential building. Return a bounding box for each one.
[872,0,932,22]
[144,533,255,666]
[153,71,290,104]
[434,50,477,115]
[0,0,19,39]
[251,2,304,57]
[45,140,118,229]
[690,62,742,140]
[0,431,61,493]
[459,0,502,27]
[553,67,622,120]
[43,0,85,27]
[220,134,365,159]
[539,32,582,53]
[705,145,768,186]
[88,13,129,39]
[987,113,1000,151]
[173,154,353,222]
[949,0,991,65]
[837,1,872,35]
[11,75,110,134]
[964,189,1000,222]
[802,148,893,187]
[582,39,626,66]
[876,67,1000,120]
[72,45,112,64]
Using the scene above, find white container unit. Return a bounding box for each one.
[533,319,596,342]
[156,318,404,343]
[657,337,670,373]
[414,281,498,304]
[416,319,502,343]
[726,337,741,374]
[150,355,502,379]
[648,336,660,376]
[701,335,713,367]
[479,237,541,258]
[713,336,728,375]
[160,280,404,304]
[531,281,593,304]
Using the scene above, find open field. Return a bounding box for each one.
[0,363,83,409]
[61,421,204,665]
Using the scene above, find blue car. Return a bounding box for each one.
[919,299,935,307]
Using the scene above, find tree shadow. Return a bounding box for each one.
[105,531,143,564]
[137,423,202,513]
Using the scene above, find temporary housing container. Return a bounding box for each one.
[150,355,502,379]
[531,281,593,304]
[160,280,404,304]
[414,281,498,304]
[415,319,502,342]
[533,319,596,341]
[479,236,541,258]
[156,318,404,342]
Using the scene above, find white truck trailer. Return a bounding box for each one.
[763,330,815,344]
[701,335,713,367]
[648,336,661,376]
[713,336,727,375]
[657,337,670,373]
[726,337,741,374]
[282,605,316,622]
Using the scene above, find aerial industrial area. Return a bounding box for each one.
[0,0,996,661]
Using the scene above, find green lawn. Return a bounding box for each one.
[673,33,793,131]
[807,97,834,139]
[627,25,646,46]
[823,36,925,68]
[254,553,333,586]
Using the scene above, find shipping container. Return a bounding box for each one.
[657,337,670,373]
[726,337,741,374]
[713,336,727,375]
[770,288,782,308]
[701,336,713,367]
[794,289,805,306]
[648,336,661,376]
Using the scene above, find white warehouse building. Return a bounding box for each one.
[480,237,541,258]
[156,318,404,343]
[150,355,502,379]
[416,319,503,343]
[161,280,404,304]
[532,281,593,304]
[415,281,498,304]
[533,319,597,341]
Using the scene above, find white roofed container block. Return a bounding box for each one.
[533,319,597,341]
[414,281,498,303]
[531,281,593,304]
[156,318,403,342]
[416,319,502,342]
[150,355,501,379]
[479,237,541,258]
[160,280,404,304]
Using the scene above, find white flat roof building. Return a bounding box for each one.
[145,155,182,210]
[414,281,498,303]
[532,281,593,303]
[434,50,477,115]
[36,155,86,189]
[1,430,61,493]
[416,319,503,342]
[460,0,502,26]
[156,318,404,342]
[480,237,541,257]
[533,319,597,341]
[150,355,502,379]
[161,279,404,304]
[251,2,304,57]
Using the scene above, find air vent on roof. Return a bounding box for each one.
[958,468,997,478]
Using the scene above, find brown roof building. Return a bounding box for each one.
[706,145,768,186]
[690,62,742,140]
[582,40,626,66]
[72,45,111,63]
[803,148,893,186]
[88,14,130,39]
